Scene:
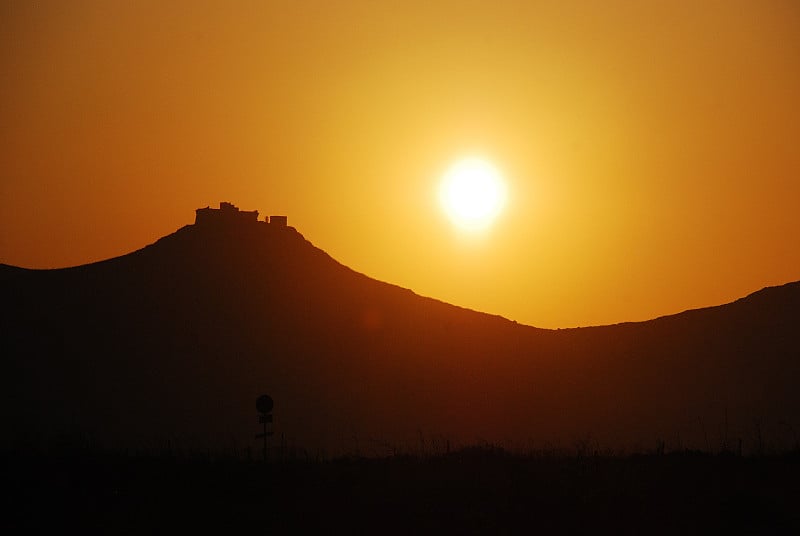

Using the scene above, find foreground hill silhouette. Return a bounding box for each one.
[3,205,799,454]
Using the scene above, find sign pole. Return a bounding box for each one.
[262,417,268,462]
[255,394,274,463]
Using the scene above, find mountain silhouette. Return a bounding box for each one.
[3,205,799,454]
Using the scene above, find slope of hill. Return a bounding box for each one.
[2,213,799,454]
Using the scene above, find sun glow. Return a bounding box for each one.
[439,157,507,231]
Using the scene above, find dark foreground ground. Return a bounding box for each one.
[4,447,799,534]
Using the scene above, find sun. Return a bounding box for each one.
[439,157,507,231]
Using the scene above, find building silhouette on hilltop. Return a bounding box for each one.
[195,202,287,227]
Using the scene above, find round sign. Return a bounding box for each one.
[256,394,273,414]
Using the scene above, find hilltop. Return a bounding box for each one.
[2,203,799,454]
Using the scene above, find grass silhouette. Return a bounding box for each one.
[4,442,799,534]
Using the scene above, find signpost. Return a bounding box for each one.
[255,394,274,462]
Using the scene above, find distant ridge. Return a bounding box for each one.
[3,204,799,454]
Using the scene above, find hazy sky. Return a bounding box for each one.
[2,1,799,328]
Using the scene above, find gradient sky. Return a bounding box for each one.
[2,0,799,328]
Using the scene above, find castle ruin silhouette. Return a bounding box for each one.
[195,201,287,227]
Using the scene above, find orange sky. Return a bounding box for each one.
[1,1,799,328]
